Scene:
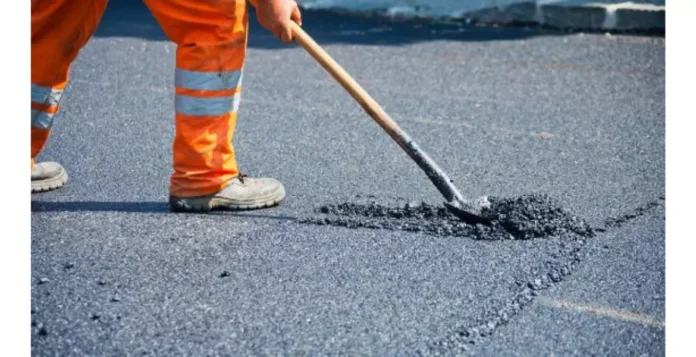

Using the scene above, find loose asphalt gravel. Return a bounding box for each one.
[31,1,664,356]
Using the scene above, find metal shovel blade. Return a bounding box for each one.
[444,196,493,225]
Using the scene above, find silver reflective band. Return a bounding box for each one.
[175,69,243,91]
[31,84,63,107]
[232,92,241,113]
[31,109,56,130]
[175,93,241,116]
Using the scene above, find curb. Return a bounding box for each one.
[298,1,665,33]
[461,2,665,32]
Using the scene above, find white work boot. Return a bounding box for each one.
[31,161,68,193]
[169,174,286,213]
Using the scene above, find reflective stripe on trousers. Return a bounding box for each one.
[31,84,64,130]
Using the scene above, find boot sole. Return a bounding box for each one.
[169,186,286,213]
[31,168,68,193]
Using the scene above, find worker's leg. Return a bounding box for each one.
[144,0,284,211]
[31,0,109,192]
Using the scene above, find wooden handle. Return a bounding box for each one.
[290,22,404,140]
[290,22,468,204]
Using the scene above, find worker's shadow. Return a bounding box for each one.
[31,201,297,222]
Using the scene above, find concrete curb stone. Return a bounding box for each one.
[297,1,665,33]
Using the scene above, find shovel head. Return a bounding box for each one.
[444,196,493,225]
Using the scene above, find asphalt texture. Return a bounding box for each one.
[31,2,665,356]
[301,194,595,241]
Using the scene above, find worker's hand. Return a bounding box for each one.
[253,0,302,43]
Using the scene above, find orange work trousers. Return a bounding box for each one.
[31,0,248,197]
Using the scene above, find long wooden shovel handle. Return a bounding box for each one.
[290,22,404,142]
[290,22,467,204]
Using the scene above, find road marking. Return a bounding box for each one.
[410,117,560,140]
[538,297,664,328]
[530,131,558,139]
[411,117,474,128]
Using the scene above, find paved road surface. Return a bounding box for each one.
[31,2,664,356]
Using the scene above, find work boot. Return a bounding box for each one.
[169,174,286,213]
[31,161,68,193]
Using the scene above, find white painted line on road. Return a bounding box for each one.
[410,117,474,129]
[538,297,665,328]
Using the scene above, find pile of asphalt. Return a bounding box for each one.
[300,193,594,241]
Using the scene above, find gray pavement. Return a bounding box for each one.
[473,205,665,356]
[31,2,664,356]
